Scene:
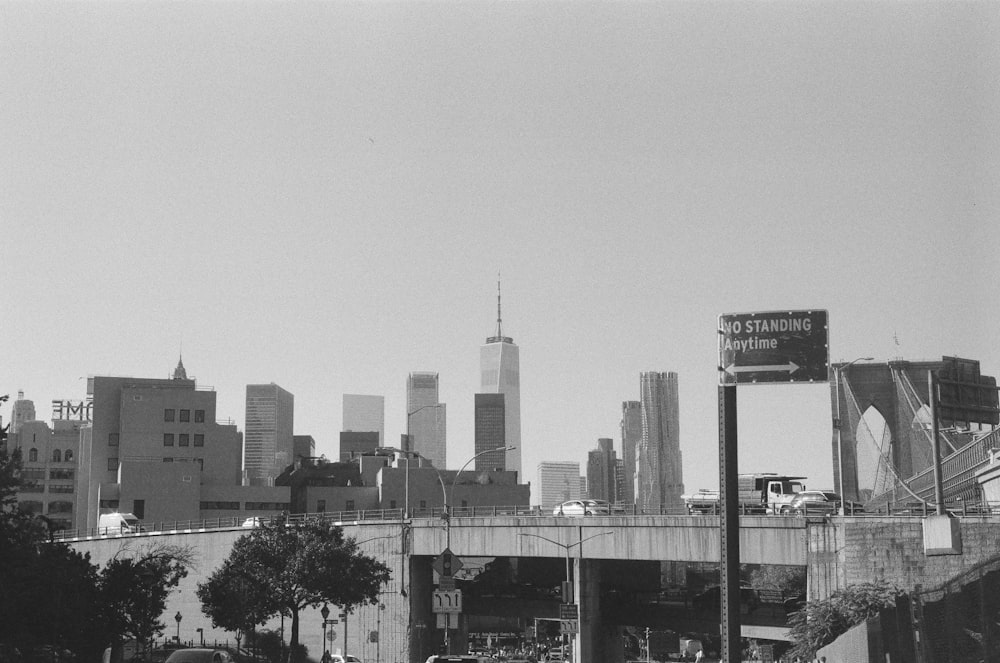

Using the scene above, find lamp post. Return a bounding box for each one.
[834,357,874,514]
[174,612,182,643]
[518,530,613,663]
[196,628,204,647]
[320,605,330,658]
[339,611,348,659]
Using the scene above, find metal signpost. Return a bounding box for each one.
[717,309,829,662]
[432,548,464,653]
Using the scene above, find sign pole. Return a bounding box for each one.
[719,383,740,663]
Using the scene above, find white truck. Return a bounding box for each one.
[681,473,806,515]
[98,512,144,535]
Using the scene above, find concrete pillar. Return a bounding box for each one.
[409,556,435,663]
[576,558,606,663]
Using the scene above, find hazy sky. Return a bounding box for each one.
[2,1,998,498]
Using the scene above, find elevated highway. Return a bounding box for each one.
[66,512,1000,663]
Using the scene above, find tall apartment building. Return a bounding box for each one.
[636,371,684,513]
[343,394,385,443]
[480,281,521,477]
[474,393,506,472]
[244,383,295,486]
[536,461,581,510]
[587,437,617,503]
[406,372,446,468]
[75,360,245,531]
[621,400,642,507]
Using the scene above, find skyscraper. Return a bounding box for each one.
[474,393,505,472]
[10,390,36,433]
[480,280,521,477]
[343,394,385,443]
[536,461,581,510]
[620,400,642,507]
[587,437,617,503]
[636,372,684,513]
[245,383,295,486]
[407,372,447,468]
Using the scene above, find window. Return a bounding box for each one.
[52,449,62,462]
[163,458,174,463]
[179,434,190,447]
[345,500,355,511]
[180,409,190,423]
[420,500,427,508]
[108,458,119,471]
[50,469,74,480]
[194,409,205,423]
[133,499,145,519]
[99,499,119,509]
[199,501,240,510]
[48,501,73,514]
[317,499,326,513]
[163,433,174,447]
[49,485,74,494]
[64,449,73,462]
[194,434,204,447]
[389,500,397,509]
[28,448,38,462]
[164,409,175,422]
[108,433,119,447]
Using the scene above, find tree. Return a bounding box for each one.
[196,559,277,650]
[99,544,194,662]
[786,579,905,661]
[199,517,391,662]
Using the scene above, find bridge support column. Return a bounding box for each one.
[576,558,612,663]
[409,556,435,663]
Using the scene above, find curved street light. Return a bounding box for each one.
[835,357,874,513]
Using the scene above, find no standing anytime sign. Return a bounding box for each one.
[718,310,829,385]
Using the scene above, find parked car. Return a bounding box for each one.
[423,657,489,663]
[553,499,611,516]
[164,649,234,663]
[780,490,863,515]
[329,656,363,663]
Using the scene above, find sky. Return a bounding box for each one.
[2,1,998,500]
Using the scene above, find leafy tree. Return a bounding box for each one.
[100,544,194,663]
[199,517,391,662]
[196,559,277,649]
[786,579,905,660]
[1,424,106,662]
[253,630,308,663]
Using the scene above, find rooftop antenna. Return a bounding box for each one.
[495,272,503,339]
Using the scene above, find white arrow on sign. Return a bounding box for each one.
[724,361,800,376]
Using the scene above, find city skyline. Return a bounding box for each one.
[2,2,998,495]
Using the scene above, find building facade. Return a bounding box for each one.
[10,418,85,531]
[10,390,36,434]
[636,371,684,514]
[621,400,642,507]
[474,393,506,472]
[343,394,385,443]
[587,437,617,503]
[536,461,581,510]
[406,372,446,469]
[244,383,295,486]
[480,282,521,478]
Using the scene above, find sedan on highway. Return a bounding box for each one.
[553,499,611,516]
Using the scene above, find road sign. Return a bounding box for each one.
[432,589,463,614]
[438,575,456,591]
[436,613,459,629]
[560,620,578,634]
[719,310,829,385]
[432,548,464,577]
[559,603,579,620]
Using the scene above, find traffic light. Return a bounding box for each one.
[561,581,573,603]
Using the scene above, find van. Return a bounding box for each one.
[98,512,143,535]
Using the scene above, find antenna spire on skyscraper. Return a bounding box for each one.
[496,272,503,339]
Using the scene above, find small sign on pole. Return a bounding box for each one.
[719,310,829,385]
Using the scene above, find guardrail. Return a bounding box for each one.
[51,499,1000,542]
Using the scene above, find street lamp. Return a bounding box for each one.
[518,530,613,662]
[174,612,182,643]
[835,357,874,514]
[196,628,204,647]
[320,605,330,658]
